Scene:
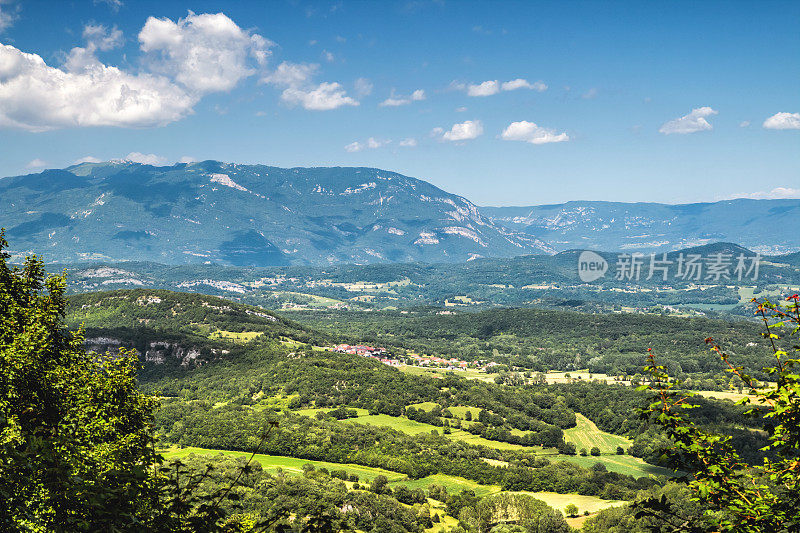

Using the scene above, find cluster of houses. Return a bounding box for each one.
[334,344,387,356]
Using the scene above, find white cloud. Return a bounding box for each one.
[467,80,499,97]
[763,112,800,130]
[367,137,389,148]
[262,60,357,111]
[501,121,569,144]
[739,120,751,128]
[582,87,598,99]
[139,12,273,94]
[345,137,390,152]
[0,43,196,131]
[261,61,318,87]
[379,88,426,107]
[124,152,167,165]
[354,77,373,97]
[281,82,358,111]
[179,155,197,163]
[25,158,47,169]
[659,107,718,135]
[728,187,800,200]
[465,78,546,96]
[64,24,124,72]
[0,12,275,131]
[440,120,483,141]
[74,156,102,164]
[322,50,334,62]
[94,0,123,11]
[399,137,417,147]
[0,1,19,33]
[380,96,408,107]
[501,78,546,92]
[455,106,467,112]
[83,24,124,52]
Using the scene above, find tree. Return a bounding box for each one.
[0,233,159,531]
[590,446,601,456]
[0,233,271,531]
[564,504,579,517]
[635,296,800,532]
[370,474,389,495]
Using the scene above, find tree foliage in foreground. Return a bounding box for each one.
[0,233,162,531]
[634,296,800,531]
[0,234,264,532]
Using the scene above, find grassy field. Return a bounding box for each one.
[510,491,625,514]
[407,403,482,421]
[208,330,263,343]
[400,365,495,382]
[294,406,371,417]
[340,413,538,451]
[564,414,632,454]
[408,401,439,411]
[545,453,673,478]
[448,406,481,419]
[343,414,442,435]
[162,446,405,483]
[272,291,346,308]
[694,390,756,402]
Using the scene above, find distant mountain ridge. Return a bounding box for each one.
[481,199,800,255]
[0,161,549,266]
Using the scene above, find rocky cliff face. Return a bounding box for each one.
[84,336,225,367]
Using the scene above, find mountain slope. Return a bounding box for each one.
[482,200,800,255]
[0,161,549,265]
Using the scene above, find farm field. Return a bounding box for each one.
[298,406,538,451]
[564,414,632,454]
[546,453,673,478]
[272,291,346,308]
[510,491,626,514]
[162,446,405,483]
[294,406,371,417]
[399,365,495,382]
[340,413,538,451]
[343,414,443,436]
[694,390,758,402]
[208,330,263,343]
[399,365,634,387]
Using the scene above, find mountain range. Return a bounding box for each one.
[0,161,547,265]
[2,160,799,266]
[482,200,800,255]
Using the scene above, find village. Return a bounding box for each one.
[330,343,495,372]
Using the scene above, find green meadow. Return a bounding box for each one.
[162,446,405,483]
[564,414,632,454]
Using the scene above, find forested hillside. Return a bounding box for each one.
[292,307,774,384]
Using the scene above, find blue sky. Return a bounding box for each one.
[0,0,797,205]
